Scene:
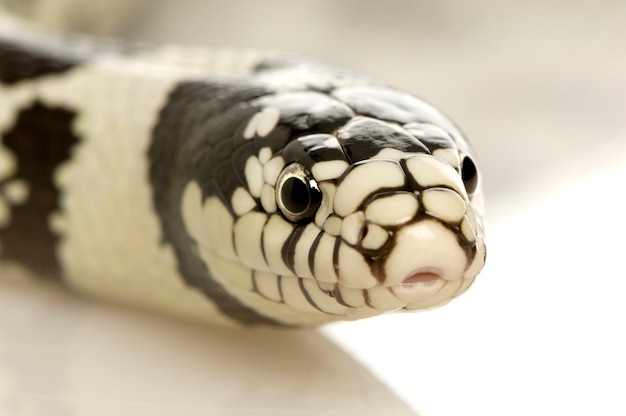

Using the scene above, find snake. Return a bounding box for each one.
[0,7,486,327]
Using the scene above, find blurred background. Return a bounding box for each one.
[6,0,625,197]
[1,1,625,415]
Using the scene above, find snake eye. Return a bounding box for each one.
[276,163,322,223]
[461,155,479,196]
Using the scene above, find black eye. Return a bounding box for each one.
[276,163,322,222]
[461,155,479,196]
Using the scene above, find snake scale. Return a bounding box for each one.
[0,8,485,327]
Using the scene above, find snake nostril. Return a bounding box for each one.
[358,224,369,242]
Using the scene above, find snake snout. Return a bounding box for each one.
[384,219,467,286]
[378,219,475,309]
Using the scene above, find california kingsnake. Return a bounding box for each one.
[0,11,486,327]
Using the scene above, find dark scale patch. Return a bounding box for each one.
[251,125,291,156]
[0,40,78,85]
[255,91,354,135]
[281,134,348,170]
[337,117,429,163]
[256,90,357,171]
[231,141,258,187]
[210,159,245,215]
[331,85,471,150]
[281,225,306,275]
[0,102,79,277]
[333,85,455,128]
[149,80,283,326]
[403,122,458,153]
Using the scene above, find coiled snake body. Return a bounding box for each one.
[0,12,485,326]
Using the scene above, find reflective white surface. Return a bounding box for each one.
[0,273,415,415]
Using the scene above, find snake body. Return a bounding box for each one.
[0,12,485,326]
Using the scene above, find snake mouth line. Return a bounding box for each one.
[401,268,444,286]
[249,270,469,320]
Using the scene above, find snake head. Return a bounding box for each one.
[181,82,485,326]
[271,108,485,314]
